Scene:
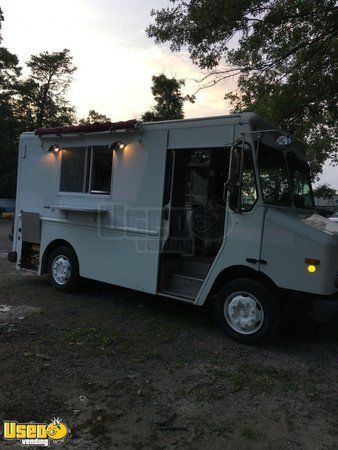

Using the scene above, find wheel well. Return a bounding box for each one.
[41,239,77,274]
[206,265,278,304]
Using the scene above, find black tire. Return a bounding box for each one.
[47,246,80,292]
[215,278,281,345]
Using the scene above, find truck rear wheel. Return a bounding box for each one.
[215,278,281,345]
[47,246,80,292]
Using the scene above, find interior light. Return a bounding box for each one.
[307,265,317,273]
[48,145,61,153]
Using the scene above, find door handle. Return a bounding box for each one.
[246,258,267,265]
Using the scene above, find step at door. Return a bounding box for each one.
[162,273,204,300]
[180,259,211,278]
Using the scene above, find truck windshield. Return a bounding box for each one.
[258,143,292,206]
[257,142,314,208]
[287,152,314,208]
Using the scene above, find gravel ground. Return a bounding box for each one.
[0,218,337,449]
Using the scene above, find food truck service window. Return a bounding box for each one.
[60,146,113,195]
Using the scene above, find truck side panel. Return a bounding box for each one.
[14,129,168,294]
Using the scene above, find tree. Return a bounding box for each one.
[19,49,77,129]
[0,8,22,198]
[147,1,338,177]
[142,74,194,121]
[313,184,336,199]
[0,42,78,196]
[1,8,79,197]
[78,109,111,124]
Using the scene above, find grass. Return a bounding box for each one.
[209,359,332,409]
[305,382,321,401]
[241,426,262,440]
[210,361,299,393]
[63,327,135,353]
[61,322,172,361]
[144,316,178,343]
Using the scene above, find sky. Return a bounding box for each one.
[1,0,336,189]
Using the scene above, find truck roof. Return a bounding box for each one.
[21,112,267,139]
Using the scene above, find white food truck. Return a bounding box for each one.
[8,113,338,344]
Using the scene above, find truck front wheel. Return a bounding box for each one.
[47,246,80,292]
[215,278,281,345]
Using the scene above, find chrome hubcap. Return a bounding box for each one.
[224,291,264,335]
[52,255,71,285]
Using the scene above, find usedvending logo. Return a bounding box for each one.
[3,418,70,447]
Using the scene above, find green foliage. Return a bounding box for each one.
[147,0,338,178]
[19,49,77,129]
[0,9,77,197]
[142,74,194,122]
[0,11,79,197]
[78,109,111,124]
[0,9,22,197]
[313,184,336,199]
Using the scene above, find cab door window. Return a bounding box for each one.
[240,149,258,211]
[229,147,258,212]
